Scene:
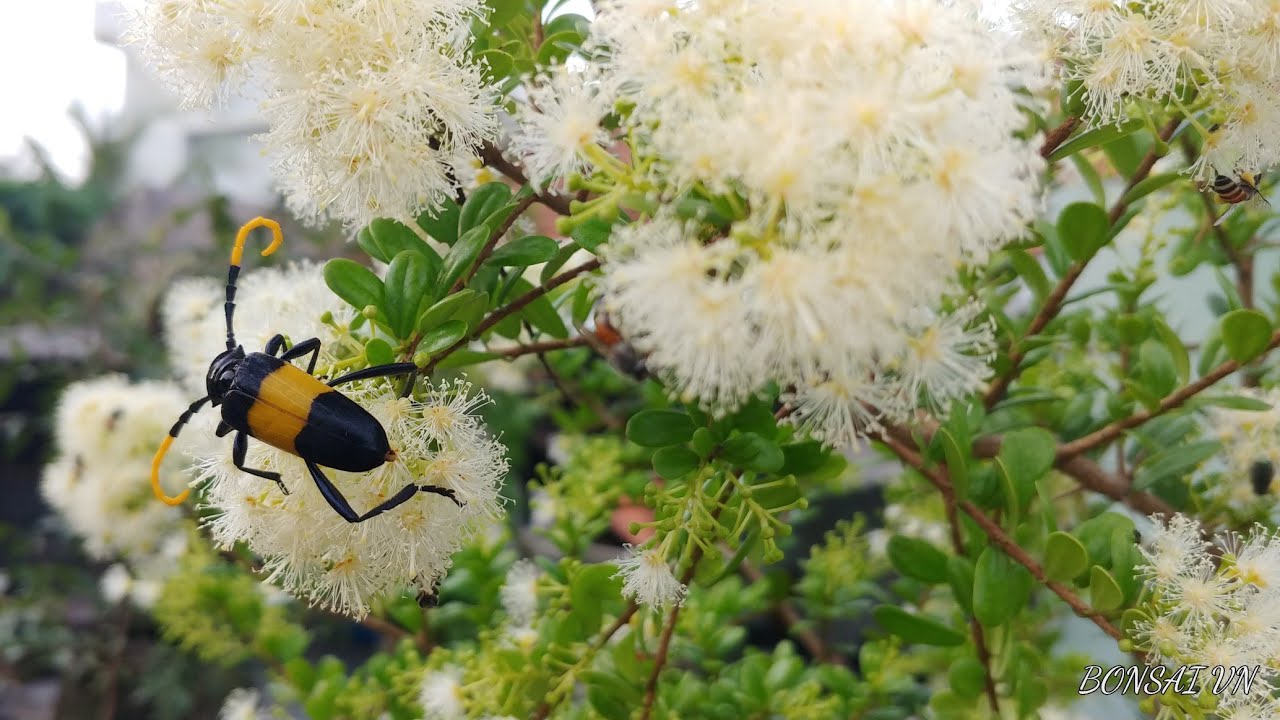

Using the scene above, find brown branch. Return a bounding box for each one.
[891,419,1177,521]
[490,335,592,359]
[1057,328,1280,459]
[640,603,683,720]
[940,495,999,714]
[454,193,539,293]
[478,142,574,216]
[877,433,1126,642]
[986,117,1182,408]
[1039,116,1080,159]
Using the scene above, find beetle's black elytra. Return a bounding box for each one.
[150,217,462,523]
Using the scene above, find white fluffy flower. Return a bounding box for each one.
[1135,515,1280,705]
[613,544,687,609]
[577,0,1042,435]
[128,0,498,227]
[513,63,616,185]
[165,264,507,618]
[419,667,467,720]
[1208,387,1280,506]
[1020,0,1280,176]
[42,376,190,563]
[499,560,540,626]
[218,688,264,720]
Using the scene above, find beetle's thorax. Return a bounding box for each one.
[206,346,245,405]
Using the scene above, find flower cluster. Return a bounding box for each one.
[1132,514,1280,715]
[514,0,1035,446]
[164,264,508,618]
[42,376,191,569]
[128,0,498,227]
[1018,0,1280,177]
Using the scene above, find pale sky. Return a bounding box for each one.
[0,0,127,182]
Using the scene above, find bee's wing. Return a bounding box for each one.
[1215,203,1242,227]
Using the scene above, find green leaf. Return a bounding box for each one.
[721,433,785,473]
[949,657,988,700]
[1138,339,1178,398]
[506,277,569,338]
[872,605,965,646]
[1006,248,1050,300]
[1089,565,1124,612]
[486,235,559,267]
[544,12,590,39]
[438,226,490,292]
[1136,440,1221,484]
[1221,309,1274,362]
[729,396,778,438]
[1057,202,1110,262]
[1043,531,1089,583]
[652,445,701,480]
[541,242,579,284]
[382,251,432,339]
[973,547,1032,627]
[1122,172,1183,205]
[1191,394,1273,411]
[477,49,515,82]
[323,259,383,312]
[626,409,696,448]
[1047,118,1144,162]
[570,216,613,253]
[1152,318,1190,385]
[482,0,523,28]
[1069,152,1106,205]
[418,290,479,333]
[364,338,394,367]
[937,427,971,499]
[887,536,950,584]
[537,29,586,66]
[369,218,436,262]
[458,182,513,235]
[419,320,468,356]
[998,428,1056,485]
[1071,513,1135,570]
[779,441,827,476]
[416,201,461,246]
[948,556,975,615]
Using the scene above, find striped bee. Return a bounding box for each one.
[1207,170,1271,226]
[584,304,648,381]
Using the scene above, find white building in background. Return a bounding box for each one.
[94,0,277,205]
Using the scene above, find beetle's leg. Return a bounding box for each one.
[151,396,210,505]
[305,460,462,524]
[278,337,322,375]
[264,333,286,357]
[215,420,234,437]
[233,432,289,495]
[327,362,418,387]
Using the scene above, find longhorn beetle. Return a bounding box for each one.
[150,217,462,522]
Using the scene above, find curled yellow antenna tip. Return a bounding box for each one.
[230,216,284,267]
[151,435,190,506]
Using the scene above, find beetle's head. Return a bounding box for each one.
[206,346,245,405]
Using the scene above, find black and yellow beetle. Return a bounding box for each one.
[150,217,461,522]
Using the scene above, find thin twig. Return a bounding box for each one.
[985,117,1181,408]
[1057,328,1280,459]
[490,336,592,359]
[1039,116,1081,159]
[877,433,1127,642]
[424,258,602,373]
[529,605,640,720]
[478,142,574,216]
[640,603,683,720]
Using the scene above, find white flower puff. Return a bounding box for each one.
[163,264,508,618]
[551,0,1044,437]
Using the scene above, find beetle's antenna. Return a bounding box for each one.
[226,217,284,350]
[151,396,210,505]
